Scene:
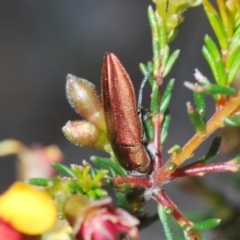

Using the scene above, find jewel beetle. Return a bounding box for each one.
[101,53,152,176]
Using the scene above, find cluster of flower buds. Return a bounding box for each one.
[62,74,109,150]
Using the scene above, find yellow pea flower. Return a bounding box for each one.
[0,182,57,235]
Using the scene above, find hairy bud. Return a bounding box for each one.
[66,74,106,132]
[62,120,109,150]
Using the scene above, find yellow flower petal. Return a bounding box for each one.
[0,182,57,235]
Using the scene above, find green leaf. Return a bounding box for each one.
[142,110,154,141]
[51,162,76,178]
[91,156,127,176]
[233,22,240,42]
[150,81,160,114]
[147,61,154,72]
[226,36,240,70]
[161,110,171,143]
[199,84,236,96]
[161,46,170,71]
[147,62,154,86]
[94,188,107,198]
[169,26,180,43]
[228,51,240,84]
[89,167,98,178]
[68,179,84,194]
[139,63,148,75]
[117,192,132,212]
[158,16,167,49]
[148,6,160,72]
[107,167,117,177]
[160,79,175,113]
[224,115,240,127]
[235,18,240,30]
[199,136,222,163]
[204,35,227,86]
[87,189,97,199]
[187,103,205,132]
[139,63,154,86]
[158,204,174,240]
[193,92,206,118]
[163,50,180,77]
[202,45,219,85]
[194,218,221,230]
[28,178,49,187]
[148,6,158,41]
[203,3,227,49]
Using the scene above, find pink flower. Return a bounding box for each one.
[64,196,139,240]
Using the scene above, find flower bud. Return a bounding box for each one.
[62,120,109,150]
[66,74,106,132]
[63,195,139,240]
[152,0,202,29]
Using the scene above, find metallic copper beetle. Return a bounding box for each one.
[101,53,152,175]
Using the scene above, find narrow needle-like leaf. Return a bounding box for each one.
[51,162,76,178]
[163,50,180,77]
[158,204,174,240]
[160,79,175,113]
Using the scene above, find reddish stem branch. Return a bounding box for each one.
[152,189,193,227]
[153,93,240,185]
[171,160,240,180]
[111,176,151,188]
[152,113,163,170]
[152,189,202,239]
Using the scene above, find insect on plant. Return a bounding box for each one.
[101,53,153,176]
[24,1,240,239]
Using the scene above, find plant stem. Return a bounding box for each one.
[171,160,240,180]
[111,176,151,188]
[152,112,163,169]
[153,93,240,185]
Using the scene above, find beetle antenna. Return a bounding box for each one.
[137,71,158,159]
[137,72,151,112]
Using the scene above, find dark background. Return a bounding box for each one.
[0,1,236,239]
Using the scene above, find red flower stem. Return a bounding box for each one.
[152,112,163,169]
[111,176,151,188]
[170,160,240,180]
[153,93,240,185]
[152,189,193,227]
